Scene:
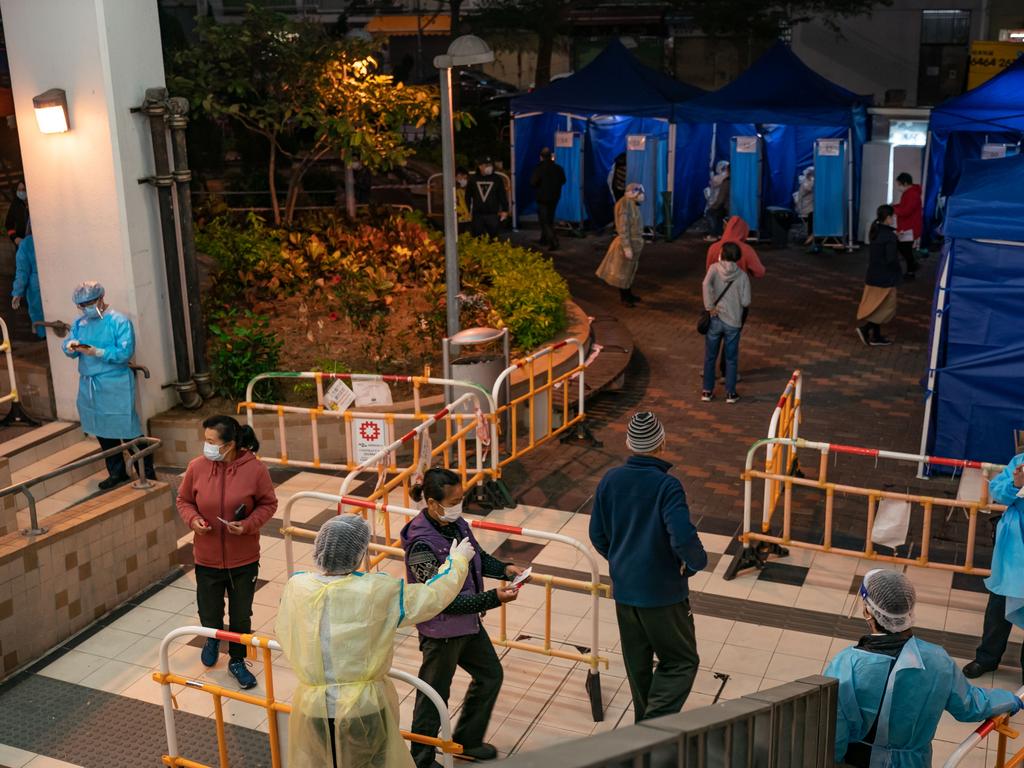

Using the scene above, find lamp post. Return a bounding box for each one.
[434,35,494,338]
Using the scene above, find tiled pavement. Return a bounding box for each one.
[0,233,1018,766]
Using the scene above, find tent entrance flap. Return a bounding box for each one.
[554,131,586,226]
[730,135,762,233]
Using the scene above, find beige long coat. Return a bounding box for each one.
[596,196,644,289]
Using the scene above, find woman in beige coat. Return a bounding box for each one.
[596,183,645,306]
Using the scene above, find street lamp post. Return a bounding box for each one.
[434,35,494,338]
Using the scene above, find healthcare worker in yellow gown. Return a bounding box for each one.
[276,514,475,768]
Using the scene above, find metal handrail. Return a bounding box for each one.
[0,435,161,536]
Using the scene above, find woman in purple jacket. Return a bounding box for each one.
[401,468,525,768]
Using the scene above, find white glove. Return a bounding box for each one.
[11,296,21,310]
[451,537,475,563]
[623,246,633,261]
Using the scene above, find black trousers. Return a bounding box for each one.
[536,200,558,247]
[410,627,503,768]
[319,713,388,768]
[616,600,699,722]
[974,591,1024,675]
[898,240,918,275]
[195,561,259,661]
[96,435,156,480]
[471,214,500,238]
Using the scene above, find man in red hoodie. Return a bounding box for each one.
[892,172,922,280]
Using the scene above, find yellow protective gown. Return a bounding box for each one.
[275,555,470,768]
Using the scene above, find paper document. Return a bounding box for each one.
[871,499,911,549]
[510,567,532,589]
[323,379,356,412]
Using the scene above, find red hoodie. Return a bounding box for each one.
[892,184,923,238]
[177,450,278,569]
[706,216,766,278]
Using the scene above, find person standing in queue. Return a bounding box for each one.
[177,415,278,689]
[963,451,1024,681]
[11,234,46,340]
[595,182,646,307]
[276,515,475,768]
[826,569,1021,767]
[891,172,922,280]
[530,147,566,251]
[401,468,526,767]
[455,167,472,234]
[468,157,509,238]
[5,181,29,246]
[62,281,155,487]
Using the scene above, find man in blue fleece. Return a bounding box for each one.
[589,411,708,721]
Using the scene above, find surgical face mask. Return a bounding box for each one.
[16,190,26,202]
[457,178,468,188]
[439,500,463,522]
[636,193,646,204]
[481,165,494,175]
[203,442,225,462]
[81,304,103,319]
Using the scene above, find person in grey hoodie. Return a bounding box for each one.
[701,242,751,403]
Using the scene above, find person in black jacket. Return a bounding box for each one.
[530,147,566,250]
[856,204,901,347]
[468,157,509,238]
[5,182,29,246]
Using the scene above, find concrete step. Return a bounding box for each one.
[9,438,101,508]
[0,421,83,474]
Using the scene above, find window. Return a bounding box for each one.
[920,10,972,46]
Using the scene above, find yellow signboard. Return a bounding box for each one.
[968,41,1024,89]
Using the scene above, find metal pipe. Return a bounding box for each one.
[437,66,460,338]
[167,97,212,399]
[138,88,201,410]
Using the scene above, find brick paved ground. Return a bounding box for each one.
[502,230,984,566]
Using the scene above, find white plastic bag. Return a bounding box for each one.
[871,499,911,549]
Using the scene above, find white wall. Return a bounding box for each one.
[1,0,178,429]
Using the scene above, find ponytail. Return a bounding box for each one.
[410,467,460,504]
[202,415,260,453]
[869,204,894,243]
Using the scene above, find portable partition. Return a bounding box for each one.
[625,132,667,229]
[553,130,586,227]
[729,135,762,233]
[812,135,854,248]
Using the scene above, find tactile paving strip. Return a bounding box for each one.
[0,675,271,767]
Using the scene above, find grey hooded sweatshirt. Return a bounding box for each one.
[702,260,751,329]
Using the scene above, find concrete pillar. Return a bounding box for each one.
[0,0,178,428]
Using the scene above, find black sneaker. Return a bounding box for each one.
[98,475,130,490]
[229,659,258,689]
[200,637,220,667]
[869,336,892,347]
[856,326,869,346]
[460,743,498,761]
[726,392,741,404]
[701,390,714,402]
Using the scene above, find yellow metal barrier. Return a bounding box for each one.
[155,627,463,768]
[762,370,802,530]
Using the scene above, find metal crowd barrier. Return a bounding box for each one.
[281,492,611,721]
[490,676,838,768]
[725,435,1006,580]
[0,315,40,426]
[945,685,1024,767]
[155,626,462,768]
[763,369,802,528]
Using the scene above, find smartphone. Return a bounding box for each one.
[73,342,93,350]
[232,503,248,521]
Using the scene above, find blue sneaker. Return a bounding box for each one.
[229,659,257,689]
[200,638,219,667]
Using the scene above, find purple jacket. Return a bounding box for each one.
[400,511,484,638]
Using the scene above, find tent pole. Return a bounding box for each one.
[667,121,677,240]
[918,251,952,478]
[709,123,717,170]
[846,128,854,251]
[510,116,518,229]
[920,133,932,234]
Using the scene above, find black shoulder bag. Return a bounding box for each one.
[697,279,735,335]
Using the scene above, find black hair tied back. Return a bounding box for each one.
[202,415,260,453]
[410,467,461,503]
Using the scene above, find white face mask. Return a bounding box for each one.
[481,165,494,175]
[16,190,26,202]
[457,178,468,188]
[439,501,464,522]
[203,442,225,462]
[636,193,646,204]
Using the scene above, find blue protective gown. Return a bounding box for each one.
[61,309,142,439]
[986,453,1024,626]
[825,636,1018,767]
[11,236,45,338]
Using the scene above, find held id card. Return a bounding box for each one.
[510,567,532,590]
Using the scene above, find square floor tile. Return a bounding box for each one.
[756,562,808,586]
[492,539,545,564]
[0,744,36,768]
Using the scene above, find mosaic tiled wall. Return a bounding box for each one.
[0,459,15,537]
[0,482,178,679]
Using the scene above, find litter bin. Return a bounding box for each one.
[766,206,795,248]
[442,327,510,416]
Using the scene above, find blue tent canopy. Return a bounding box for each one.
[922,153,1024,465]
[511,40,704,119]
[924,56,1024,238]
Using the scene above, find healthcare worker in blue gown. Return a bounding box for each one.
[10,234,46,339]
[825,569,1021,768]
[62,281,155,488]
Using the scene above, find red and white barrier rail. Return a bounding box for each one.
[943,685,1024,767]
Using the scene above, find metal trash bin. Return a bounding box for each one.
[442,327,510,416]
[766,206,795,248]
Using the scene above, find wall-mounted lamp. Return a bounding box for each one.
[32,88,69,134]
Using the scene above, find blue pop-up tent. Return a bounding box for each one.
[510,41,709,235]
[923,56,1024,241]
[920,153,1024,466]
[675,42,871,244]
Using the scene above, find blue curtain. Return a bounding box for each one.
[730,136,761,231]
[813,138,847,237]
[554,133,586,224]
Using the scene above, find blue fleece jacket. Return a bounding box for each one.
[589,455,707,608]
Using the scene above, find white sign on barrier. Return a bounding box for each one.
[555,131,574,148]
[627,135,646,151]
[324,379,356,412]
[353,380,393,407]
[818,139,841,157]
[735,136,758,154]
[353,418,390,463]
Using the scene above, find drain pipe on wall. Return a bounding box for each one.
[167,97,213,400]
[137,88,202,410]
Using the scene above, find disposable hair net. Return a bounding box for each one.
[861,569,916,632]
[73,281,105,305]
[314,515,370,574]
[715,160,730,174]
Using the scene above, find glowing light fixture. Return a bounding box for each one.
[33,88,70,134]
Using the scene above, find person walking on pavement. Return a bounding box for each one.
[963,451,1024,681]
[276,515,475,768]
[589,412,707,722]
[530,147,566,251]
[856,205,900,347]
[402,468,527,767]
[11,234,46,340]
[892,172,922,280]
[468,157,509,238]
[701,243,751,404]
[596,182,645,307]
[62,281,155,487]
[177,415,278,689]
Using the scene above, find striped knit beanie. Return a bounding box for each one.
[626,411,665,453]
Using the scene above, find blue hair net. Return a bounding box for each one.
[73,281,105,305]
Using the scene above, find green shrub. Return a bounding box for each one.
[207,309,283,399]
